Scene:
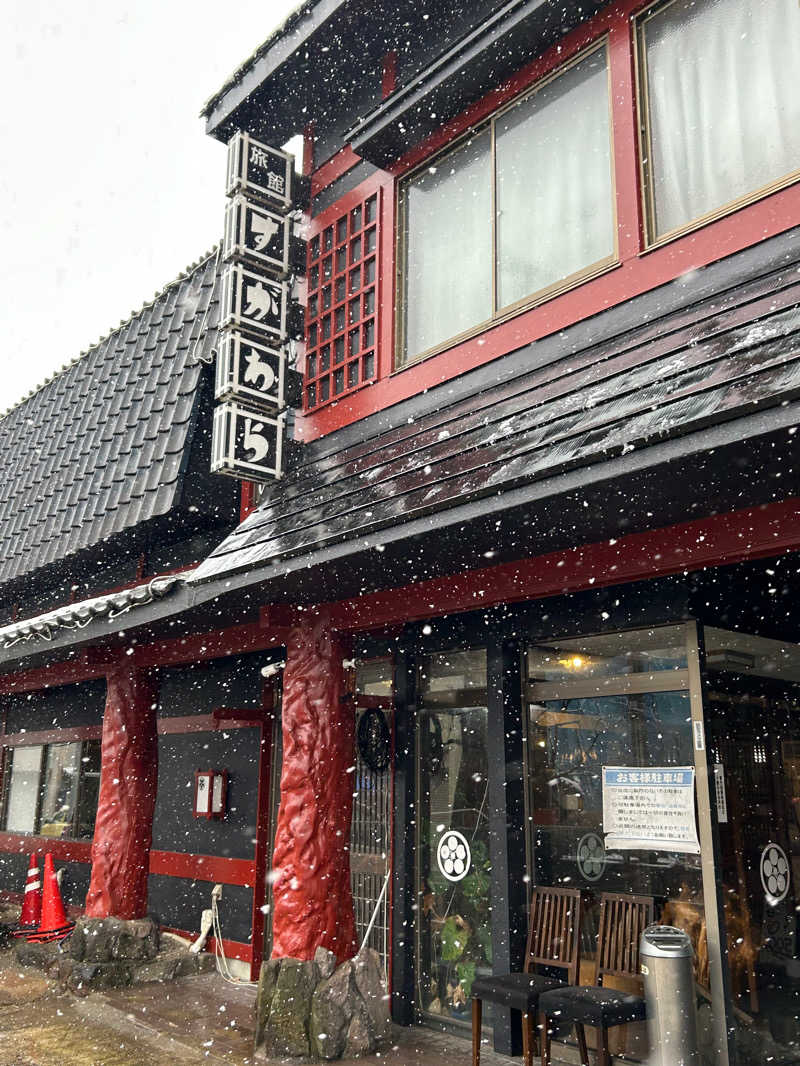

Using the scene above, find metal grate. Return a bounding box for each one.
[304,194,379,411]
[350,706,392,974]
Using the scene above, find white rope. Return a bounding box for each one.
[211,890,252,987]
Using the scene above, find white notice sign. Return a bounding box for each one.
[602,766,700,854]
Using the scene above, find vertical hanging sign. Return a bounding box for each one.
[211,132,302,484]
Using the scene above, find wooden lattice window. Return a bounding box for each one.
[304,193,379,411]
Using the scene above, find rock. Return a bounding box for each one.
[353,949,391,1045]
[15,939,61,972]
[343,1002,373,1058]
[68,916,158,963]
[255,958,282,1049]
[59,959,134,991]
[114,917,159,960]
[315,946,337,980]
[262,957,318,1058]
[310,959,353,1060]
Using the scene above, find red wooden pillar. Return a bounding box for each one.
[84,666,158,919]
[270,608,357,962]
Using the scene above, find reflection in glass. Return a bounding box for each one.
[39,743,82,838]
[703,628,800,1065]
[417,649,490,1025]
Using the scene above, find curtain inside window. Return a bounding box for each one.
[4,745,43,834]
[495,47,614,311]
[401,132,492,363]
[643,0,800,238]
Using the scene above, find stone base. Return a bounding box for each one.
[255,948,391,1061]
[15,920,215,991]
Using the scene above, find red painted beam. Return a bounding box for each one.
[0,654,106,695]
[149,851,256,888]
[329,498,800,631]
[1,725,101,746]
[134,621,288,669]
[311,146,362,199]
[156,712,263,736]
[0,834,92,864]
[0,620,288,694]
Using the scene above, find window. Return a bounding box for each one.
[1,740,101,840]
[398,41,615,367]
[304,194,379,411]
[637,0,800,243]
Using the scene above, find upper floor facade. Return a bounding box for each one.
[205,0,800,444]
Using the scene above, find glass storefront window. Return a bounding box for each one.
[702,627,800,1066]
[416,649,490,1024]
[525,626,702,1060]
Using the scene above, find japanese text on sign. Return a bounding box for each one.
[602,766,700,854]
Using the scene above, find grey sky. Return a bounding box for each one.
[0,1,299,414]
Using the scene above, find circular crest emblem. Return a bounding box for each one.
[437,830,471,882]
[357,708,391,773]
[577,832,606,882]
[760,843,790,904]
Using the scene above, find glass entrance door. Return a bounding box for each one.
[702,628,800,1066]
[416,648,490,1027]
[524,625,717,1063]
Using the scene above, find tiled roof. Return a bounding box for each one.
[0,251,220,588]
[192,231,800,586]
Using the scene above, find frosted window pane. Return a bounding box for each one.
[643,0,800,237]
[401,132,492,363]
[4,745,43,834]
[496,47,614,309]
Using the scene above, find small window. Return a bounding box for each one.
[1,740,101,841]
[637,0,800,243]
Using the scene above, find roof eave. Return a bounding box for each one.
[202,0,347,141]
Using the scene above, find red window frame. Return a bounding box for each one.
[295,0,800,444]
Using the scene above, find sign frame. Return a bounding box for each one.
[215,331,288,410]
[223,196,291,276]
[226,131,294,213]
[211,401,286,482]
[220,262,288,342]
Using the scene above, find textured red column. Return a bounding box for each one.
[271,609,357,962]
[84,667,157,919]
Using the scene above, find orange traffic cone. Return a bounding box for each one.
[11,855,41,938]
[26,854,74,943]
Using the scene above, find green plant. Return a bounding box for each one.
[441,916,469,961]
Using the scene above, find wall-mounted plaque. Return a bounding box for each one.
[211,401,285,482]
[215,331,287,409]
[226,132,294,213]
[223,196,291,276]
[220,263,288,342]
